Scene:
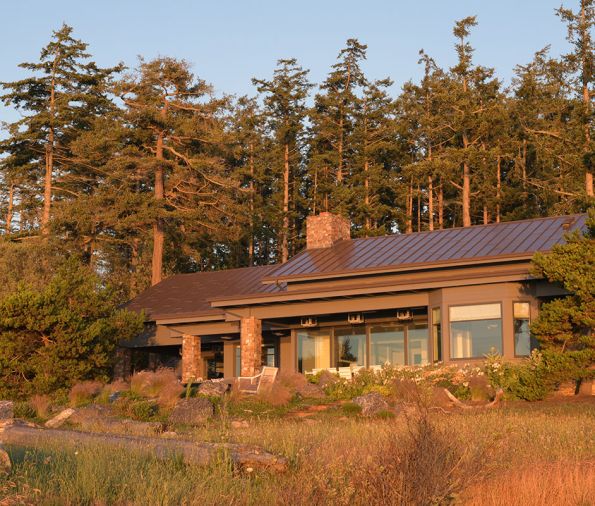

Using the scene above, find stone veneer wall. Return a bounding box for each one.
[181,334,202,383]
[306,212,351,249]
[240,317,262,377]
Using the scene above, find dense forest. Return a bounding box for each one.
[0,3,593,301]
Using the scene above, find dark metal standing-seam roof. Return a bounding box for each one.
[264,214,587,283]
[127,265,283,320]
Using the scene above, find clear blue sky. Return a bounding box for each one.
[0,0,572,123]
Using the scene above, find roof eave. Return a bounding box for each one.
[260,253,537,285]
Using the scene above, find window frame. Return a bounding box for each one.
[448,302,504,360]
[431,306,442,363]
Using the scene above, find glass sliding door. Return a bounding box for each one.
[297,329,331,373]
[407,324,429,365]
[370,324,405,366]
[334,327,366,368]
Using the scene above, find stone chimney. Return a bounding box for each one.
[306,212,351,249]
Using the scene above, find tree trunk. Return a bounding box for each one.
[427,176,434,231]
[281,143,290,263]
[364,159,370,234]
[5,184,14,235]
[483,205,489,225]
[462,161,471,227]
[438,179,444,229]
[406,179,413,234]
[248,142,255,266]
[417,185,421,232]
[151,127,166,285]
[0,421,287,472]
[581,1,594,197]
[42,69,57,235]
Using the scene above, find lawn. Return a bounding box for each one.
[1,398,594,505]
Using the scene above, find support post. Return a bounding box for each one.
[182,335,203,383]
[240,317,262,377]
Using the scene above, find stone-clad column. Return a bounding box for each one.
[182,335,203,383]
[240,317,262,377]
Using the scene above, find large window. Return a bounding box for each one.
[514,302,531,356]
[298,329,331,373]
[334,327,366,367]
[450,303,502,359]
[370,324,405,366]
[408,324,429,365]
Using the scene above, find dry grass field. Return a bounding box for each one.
[1,397,594,505]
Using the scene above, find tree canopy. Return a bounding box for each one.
[0,5,593,298]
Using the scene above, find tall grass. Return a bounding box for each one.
[0,401,593,505]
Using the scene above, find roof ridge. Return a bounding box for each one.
[346,213,586,246]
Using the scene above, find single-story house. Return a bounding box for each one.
[121,212,586,382]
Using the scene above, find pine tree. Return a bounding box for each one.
[557,0,595,198]
[351,78,399,236]
[309,39,368,215]
[117,57,240,284]
[252,58,312,262]
[0,24,121,235]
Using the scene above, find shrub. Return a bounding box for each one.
[130,368,183,408]
[69,381,104,407]
[130,400,159,421]
[257,382,293,406]
[13,401,36,420]
[29,394,52,419]
[341,402,362,415]
[486,349,595,401]
[0,261,144,399]
[358,404,489,504]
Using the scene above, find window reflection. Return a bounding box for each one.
[370,324,405,366]
[334,327,366,367]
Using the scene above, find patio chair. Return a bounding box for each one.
[337,367,353,380]
[238,366,279,394]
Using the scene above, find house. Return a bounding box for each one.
[121,212,587,382]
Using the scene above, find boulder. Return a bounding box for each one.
[352,392,389,417]
[295,382,326,399]
[45,408,76,429]
[0,446,10,474]
[0,401,13,420]
[70,405,162,436]
[69,405,111,425]
[168,398,214,426]
[197,381,229,397]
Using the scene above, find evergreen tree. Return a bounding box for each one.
[117,57,241,284]
[309,39,368,215]
[0,261,143,399]
[0,24,121,235]
[253,58,312,262]
[557,0,595,198]
[531,209,595,351]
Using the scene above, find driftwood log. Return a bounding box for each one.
[0,420,287,473]
[442,388,504,410]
